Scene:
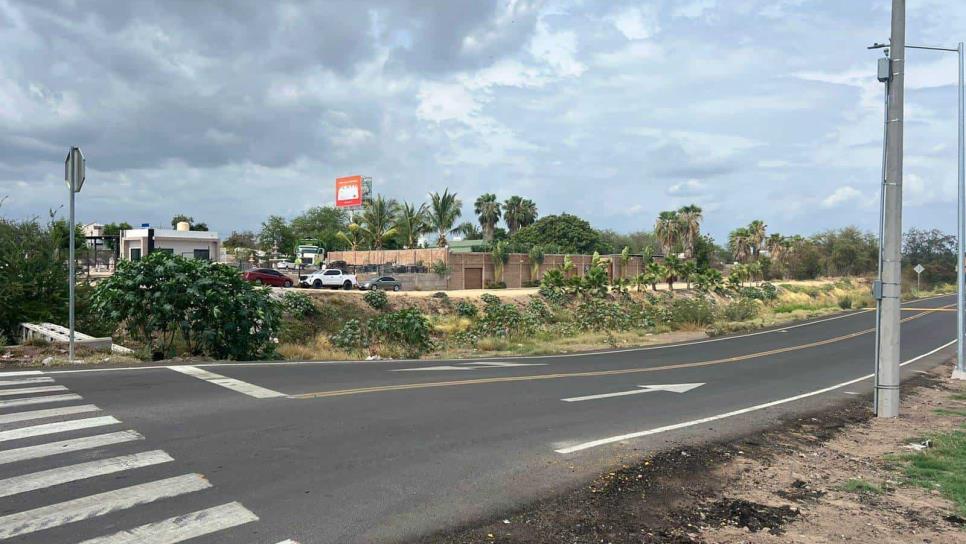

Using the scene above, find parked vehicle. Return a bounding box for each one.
[242,268,293,288]
[301,268,359,290]
[275,260,296,270]
[360,276,402,292]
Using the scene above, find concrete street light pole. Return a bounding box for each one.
[877,0,905,417]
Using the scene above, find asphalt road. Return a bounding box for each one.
[0,294,958,543]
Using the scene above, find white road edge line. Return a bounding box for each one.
[0,430,144,465]
[0,377,55,386]
[0,404,100,427]
[0,393,83,408]
[0,473,212,540]
[34,293,957,375]
[168,365,285,398]
[76,501,259,544]
[0,415,120,443]
[0,370,44,376]
[554,339,956,454]
[0,450,173,498]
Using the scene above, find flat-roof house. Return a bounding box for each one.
[119,223,220,262]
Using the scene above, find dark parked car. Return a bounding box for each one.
[360,276,402,291]
[242,268,293,288]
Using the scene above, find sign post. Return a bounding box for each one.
[65,147,85,363]
[914,263,925,296]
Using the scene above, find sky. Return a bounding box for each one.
[1,0,965,243]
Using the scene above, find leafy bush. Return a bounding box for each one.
[474,299,536,338]
[484,280,507,289]
[574,299,633,331]
[739,286,765,300]
[431,260,450,278]
[722,298,760,321]
[364,289,389,311]
[93,253,280,360]
[281,291,317,317]
[837,295,853,309]
[0,215,69,338]
[538,284,569,306]
[541,269,566,289]
[455,300,478,318]
[480,293,501,306]
[759,281,778,300]
[330,319,367,354]
[668,296,716,326]
[522,280,541,288]
[369,307,434,358]
[525,298,554,323]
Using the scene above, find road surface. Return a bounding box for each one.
[0,294,957,543]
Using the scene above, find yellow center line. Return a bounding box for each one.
[291,304,955,400]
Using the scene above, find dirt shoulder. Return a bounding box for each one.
[417,364,966,544]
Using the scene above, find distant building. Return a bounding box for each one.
[120,222,221,261]
[82,223,104,237]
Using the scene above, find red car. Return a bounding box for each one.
[242,268,294,288]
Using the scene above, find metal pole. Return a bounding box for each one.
[874,70,889,408]
[68,178,76,363]
[876,0,905,417]
[956,42,966,379]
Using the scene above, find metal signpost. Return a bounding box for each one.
[65,146,85,363]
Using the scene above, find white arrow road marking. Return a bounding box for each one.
[392,361,547,372]
[561,383,705,402]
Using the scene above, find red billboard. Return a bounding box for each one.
[335,175,363,208]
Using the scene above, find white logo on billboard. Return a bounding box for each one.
[338,184,359,201]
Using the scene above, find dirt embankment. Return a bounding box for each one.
[418,365,966,543]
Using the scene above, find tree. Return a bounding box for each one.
[49,219,86,251]
[428,189,462,247]
[491,241,510,284]
[728,227,752,263]
[598,229,658,255]
[504,196,537,235]
[619,246,631,278]
[102,222,133,250]
[454,222,482,240]
[396,202,429,248]
[510,214,603,254]
[528,245,545,281]
[474,193,502,242]
[358,195,399,249]
[655,211,680,256]
[290,206,348,251]
[224,230,256,250]
[336,223,365,251]
[645,261,664,291]
[258,215,295,254]
[0,216,69,340]
[903,228,957,284]
[677,204,703,259]
[747,219,767,259]
[663,255,682,291]
[170,214,208,231]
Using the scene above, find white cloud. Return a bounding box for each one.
[671,0,717,19]
[667,179,707,197]
[415,82,480,123]
[821,186,864,209]
[608,6,660,40]
[529,20,586,78]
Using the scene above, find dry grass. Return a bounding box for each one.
[277,333,359,361]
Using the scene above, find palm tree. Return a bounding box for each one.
[677,204,703,259]
[454,222,482,239]
[655,211,680,256]
[766,233,785,260]
[428,189,462,247]
[504,196,538,235]
[358,195,399,249]
[747,219,767,259]
[474,193,501,242]
[729,227,752,263]
[645,261,664,291]
[528,245,545,282]
[396,201,428,248]
[336,223,365,251]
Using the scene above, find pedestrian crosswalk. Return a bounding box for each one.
[0,373,298,543]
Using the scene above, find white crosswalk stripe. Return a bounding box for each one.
[0,430,144,465]
[0,370,44,376]
[0,449,174,498]
[0,404,100,427]
[0,473,212,540]
[0,385,68,396]
[0,376,54,386]
[169,365,286,398]
[0,393,82,408]
[0,415,119,442]
[76,502,259,544]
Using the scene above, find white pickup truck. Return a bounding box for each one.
[301,268,359,290]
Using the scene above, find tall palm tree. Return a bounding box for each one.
[729,227,752,263]
[677,204,703,259]
[655,210,680,256]
[473,193,501,242]
[358,195,399,249]
[336,223,365,251]
[747,219,767,259]
[396,201,428,248]
[428,189,462,247]
[454,221,482,239]
[503,196,538,235]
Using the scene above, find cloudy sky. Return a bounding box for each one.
[1,0,964,242]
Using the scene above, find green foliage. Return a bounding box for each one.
[0,216,69,338]
[363,288,389,311]
[369,307,434,358]
[580,265,610,298]
[480,293,501,306]
[759,281,778,300]
[290,206,349,251]
[838,479,883,495]
[474,298,535,338]
[693,269,724,294]
[330,319,367,354]
[574,299,633,331]
[258,215,295,253]
[722,298,760,321]
[281,291,317,318]
[92,252,280,360]
[510,213,605,254]
[837,295,853,309]
[525,298,554,323]
[431,260,450,278]
[455,300,479,318]
[901,429,966,514]
[484,280,507,289]
[668,296,716,326]
[541,269,565,289]
[538,283,569,306]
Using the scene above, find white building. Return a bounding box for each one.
[119,222,221,261]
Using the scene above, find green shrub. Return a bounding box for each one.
[522,280,541,288]
[369,307,434,358]
[774,302,814,313]
[281,291,317,317]
[364,289,389,311]
[526,298,554,323]
[722,298,760,321]
[538,284,569,306]
[484,280,507,289]
[669,296,716,326]
[480,293,501,306]
[759,282,778,300]
[541,269,565,289]
[455,300,478,318]
[837,295,853,309]
[330,319,367,354]
[474,299,535,338]
[575,299,633,331]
